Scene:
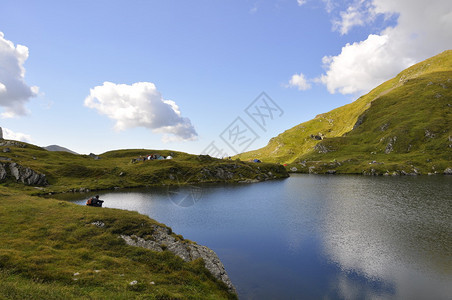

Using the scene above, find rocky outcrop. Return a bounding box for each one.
[119,224,236,294]
[0,162,47,186]
[385,136,397,154]
[314,143,332,154]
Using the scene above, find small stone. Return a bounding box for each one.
[73,272,80,276]
[150,281,155,285]
[130,280,138,286]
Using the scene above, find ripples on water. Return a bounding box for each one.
[66,175,452,299]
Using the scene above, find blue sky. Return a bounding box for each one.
[0,0,451,155]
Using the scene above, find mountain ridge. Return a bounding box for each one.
[236,50,452,175]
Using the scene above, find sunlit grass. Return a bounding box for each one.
[0,187,236,299]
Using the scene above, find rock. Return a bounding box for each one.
[425,129,435,138]
[385,136,397,154]
[314,143,331,154]
[3,147,10,153]
[444,168,452,175]
[120,225,236,294]
[6,162,47,185]
[380,123,389,131]
[353,114,365,129]
[310,134,323,140]
[0,164,7,180]
[0,127,2,139]
[91,221,105,227]
[290,167,298,172]
[308,166,316,174]
[326,170,336,174]
[89,153,100,160]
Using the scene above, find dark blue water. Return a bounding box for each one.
[67,175,452,299]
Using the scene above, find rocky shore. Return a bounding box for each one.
[91,220,236,294]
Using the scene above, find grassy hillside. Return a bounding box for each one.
[0,142,287,194]
[236,50,452,175]
[0,186,235,299]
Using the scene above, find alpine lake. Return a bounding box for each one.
[61,174,452,299]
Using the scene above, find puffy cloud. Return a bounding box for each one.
[84,82,198,141]
[288,72,312,90]
[0,32,38,118]
[320,0,452,95]
[2,127,33,143]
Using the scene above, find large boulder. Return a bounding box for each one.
[1,162,48,186]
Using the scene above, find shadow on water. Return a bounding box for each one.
[58,175,452,299]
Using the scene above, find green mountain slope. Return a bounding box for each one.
[236,50,452,175]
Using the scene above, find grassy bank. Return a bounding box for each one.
[0,186,236,299]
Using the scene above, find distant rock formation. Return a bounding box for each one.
[0,127,3,139]
[0,162,47,186]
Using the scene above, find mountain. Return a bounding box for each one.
[236,50,452,175]
[44,144,78,155]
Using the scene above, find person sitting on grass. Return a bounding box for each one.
[86,195,104,207]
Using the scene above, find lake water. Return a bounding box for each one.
[67,175,452,299]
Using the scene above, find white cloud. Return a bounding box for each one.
[0,32,38,118]
[297,0,307,6]
[84,82,198,141]
[288,73,312,90]
[333,4,366,35]
[2,127,33,143]
[319,0,452,95]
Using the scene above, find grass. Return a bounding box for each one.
[0,145,287,195]
[0,186,236,299]
[236,50,452,174]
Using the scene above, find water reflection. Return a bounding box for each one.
[61,175,452,299]
[317,176,452,299]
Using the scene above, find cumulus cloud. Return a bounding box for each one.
[288,72,312,90]
[319,0,452,95]
[0,32,38,118]
[2,127,33,143]
[84,82,198,141]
